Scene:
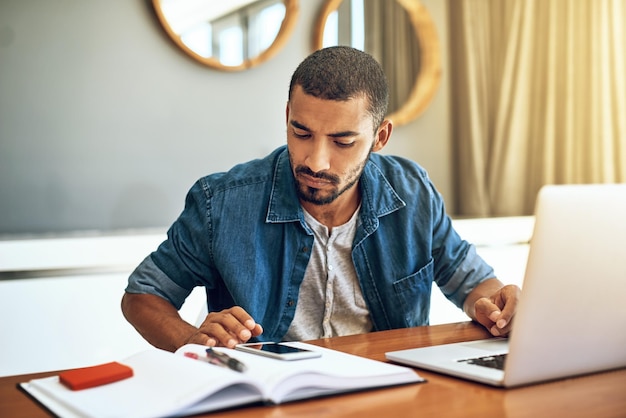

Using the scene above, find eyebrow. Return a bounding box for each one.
[289,120,360,138]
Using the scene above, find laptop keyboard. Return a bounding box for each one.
[458,353,507,370]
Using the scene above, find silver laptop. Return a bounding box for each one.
[386,184,626,387]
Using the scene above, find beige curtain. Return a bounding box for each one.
[450,0,626,217]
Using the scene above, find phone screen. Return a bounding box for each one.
[252,344,312,354]
[236,343,321,360]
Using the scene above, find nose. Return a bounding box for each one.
[304,140,331,173]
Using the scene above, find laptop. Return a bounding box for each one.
[386,184,626,387]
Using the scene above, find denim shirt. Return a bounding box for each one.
[126,146,494,341]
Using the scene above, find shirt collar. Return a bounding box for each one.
[265,147,406,227]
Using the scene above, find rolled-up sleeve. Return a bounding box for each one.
[125,255,193,310]
[437,245,495,308]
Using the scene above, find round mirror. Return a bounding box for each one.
[153,0,299,71]
[313,0,441,125]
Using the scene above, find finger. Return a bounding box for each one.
[198,322,239,347]
[184,331,217,347]
[221,307,265,342]
[484,305,509,337]
[497,285,520,323]
[488,309,502,323]
[228,306,262,333]
[474,298,510,337]
[251,323,264,337]
[474,297,500,324]
[492,285,521,333]
[200,308,260,347]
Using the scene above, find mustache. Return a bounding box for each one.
[295,166,340,185]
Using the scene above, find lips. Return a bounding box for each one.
[299,173,332,188]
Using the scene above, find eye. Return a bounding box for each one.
[334,141,355,148]
[292,129,311,139]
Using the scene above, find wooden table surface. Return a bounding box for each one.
[2,321,625,418]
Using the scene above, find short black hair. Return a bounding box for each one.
[288,46,389,130]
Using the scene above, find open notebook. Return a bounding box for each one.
[21,342,423,417]
[386,184,626,387]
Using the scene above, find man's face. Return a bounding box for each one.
[286,86,388,206]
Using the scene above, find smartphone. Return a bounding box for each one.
[235,342,322,361]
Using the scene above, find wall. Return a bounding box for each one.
[0,0,451,235]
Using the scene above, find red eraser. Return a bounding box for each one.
[59,361,133,390]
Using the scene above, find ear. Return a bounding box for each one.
[285,101,290,125]
[372,119,393,152]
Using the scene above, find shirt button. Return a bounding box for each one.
[301,246,309,253]
[287,300,294,307]
[328,265,333,271]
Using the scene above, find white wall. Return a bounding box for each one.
[0,231,206,377]
[0,0,451,235]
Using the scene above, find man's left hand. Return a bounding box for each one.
[465,280,521,337]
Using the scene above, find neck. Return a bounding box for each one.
[301,189,361,231]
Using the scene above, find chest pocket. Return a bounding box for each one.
[391,259,434,327]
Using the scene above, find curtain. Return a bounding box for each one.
[449,0,626,217]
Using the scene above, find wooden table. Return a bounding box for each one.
[2,322,625,417]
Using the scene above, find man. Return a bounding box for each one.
[122,46,520,352]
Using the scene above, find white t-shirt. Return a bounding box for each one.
[284,207,373,340]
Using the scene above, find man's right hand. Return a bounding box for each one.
[191,306,264,348]
[121,293,263,352]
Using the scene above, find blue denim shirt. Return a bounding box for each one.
[126,146,494,341]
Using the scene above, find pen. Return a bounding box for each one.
[183,350,246,373]
[206,348,247,373]
[183,352,220,366]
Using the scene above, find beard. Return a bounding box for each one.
[290,150,371,206]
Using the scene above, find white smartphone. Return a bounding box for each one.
[235,342,322,361]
